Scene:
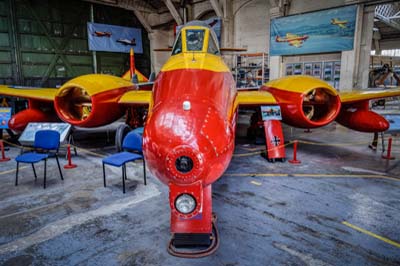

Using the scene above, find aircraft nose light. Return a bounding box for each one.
[165,145,204,184]
[175,156,194,173]
[175,194,197,214]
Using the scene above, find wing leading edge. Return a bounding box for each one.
[0,85,57,101]
[339,87,400,103]
[118,90,153,105]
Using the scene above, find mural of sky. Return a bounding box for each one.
[270,5,357,56]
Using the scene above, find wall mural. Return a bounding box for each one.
[270,5,357,56]
[87,22,143,53]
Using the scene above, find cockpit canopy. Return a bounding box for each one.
[172,25,220,55]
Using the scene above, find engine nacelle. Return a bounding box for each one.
[263,76,341,128]
[8,108,59,132]
[336,103,389,132]
[54,74,135,127]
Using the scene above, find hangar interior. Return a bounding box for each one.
[0,0,400,265]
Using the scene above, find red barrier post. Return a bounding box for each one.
[64,144,77,169]
[0,140,10,162]
[382,137,395,160]
[289,140,301,164]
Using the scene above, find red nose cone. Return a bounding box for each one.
[143,102,234,186]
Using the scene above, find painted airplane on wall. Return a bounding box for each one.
[275,33,309,47]
[331,18,348,28]
[1,21,400,257]
[93,31,112,37]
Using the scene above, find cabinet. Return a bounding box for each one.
[234,53,269,89]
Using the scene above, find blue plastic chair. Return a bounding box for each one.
[15,130,64,189]
[102,131,146,193]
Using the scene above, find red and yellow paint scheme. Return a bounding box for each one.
[331,18,348,28]
[0,49,149,132]
[1,21,400,257]
[275,33,309,47]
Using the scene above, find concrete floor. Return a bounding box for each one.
[0,123,399,266]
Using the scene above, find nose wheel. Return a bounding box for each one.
[167,213,219,258]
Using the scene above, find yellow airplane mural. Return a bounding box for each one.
[331,18,348,28]
[275,33,309,48]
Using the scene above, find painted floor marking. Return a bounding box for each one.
[0,184,160,255]
[274,242,332,266]
[225,173,400,182]
[0,166,28,176]
[250,180,262,186]
[342,221,400,248]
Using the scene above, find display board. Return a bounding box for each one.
[87,22,143,53]
[261,106,282,121]
[0,107,11,129]
[285,61,340,89]
[19,123,72,146]
[270,5,357,56]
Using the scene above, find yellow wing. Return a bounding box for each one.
[286,33,298,38]
[118,90,152,105]
[338,24,346,29]
[0,85,57,101]
[289,40,303,47]
[340,87,400,103]
[234,90,277,110]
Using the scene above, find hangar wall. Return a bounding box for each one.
[0,0,150,87]
[146,0,375,91]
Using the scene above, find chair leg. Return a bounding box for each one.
[102,163,106,187]
[143,159,147,186]
[15,162,19,186]
[43,159,47,189]
[122,164,126,194]
[32,163,37,180]
[55,155,63,180]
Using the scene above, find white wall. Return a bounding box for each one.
[233,0,269,53]
[289,0,347,15]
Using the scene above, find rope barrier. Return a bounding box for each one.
[234,137,399,157]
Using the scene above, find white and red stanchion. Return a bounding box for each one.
[64,144,77,169]
[0,140,10,162]
[382,137,395,160]
[288,140,301,164]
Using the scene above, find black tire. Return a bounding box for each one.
[267,158,276,163]
[115,124,131,152]
[280,158,286,163]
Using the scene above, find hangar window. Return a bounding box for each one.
[172,33,182,55]
[186,29,205,52]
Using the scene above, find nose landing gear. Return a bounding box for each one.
[167,213,219,258]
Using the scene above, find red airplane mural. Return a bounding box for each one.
[93,31,112,37]
[275,33,309,47]
[1,21,400,257]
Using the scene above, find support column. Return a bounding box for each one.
[356,5,375,89]
[340,5,375,90]
[149,30,173,73]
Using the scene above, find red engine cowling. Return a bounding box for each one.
[336,101,389,132]
[263,81,341,128]
[54,74,135,127]
[8,100,59,132]
[8,108,59,132]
